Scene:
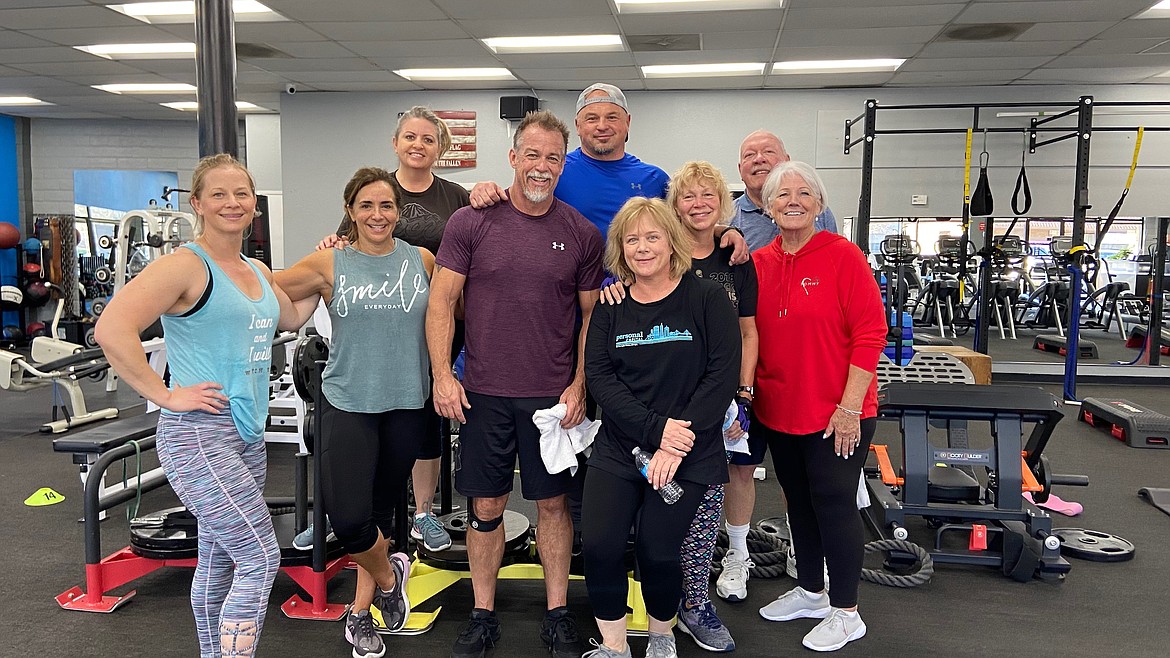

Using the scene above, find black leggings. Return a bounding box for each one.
[319,395,425,555]
[761,417,877,609]
[581,467,706,622]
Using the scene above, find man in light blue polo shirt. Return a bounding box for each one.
[729,130,838,252]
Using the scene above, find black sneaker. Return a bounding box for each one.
[540,607,585,658]
[452,609,501,658]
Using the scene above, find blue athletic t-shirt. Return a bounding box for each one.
[555,148,669,239]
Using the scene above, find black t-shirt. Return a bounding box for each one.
[585,274,740,485]
[690,241,758,317]
[336,172,470,253]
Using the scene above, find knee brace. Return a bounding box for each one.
[468,507,503,533]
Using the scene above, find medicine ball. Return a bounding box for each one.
[23,237,41,254]
[22,263,42,280]
[24,281,51,308]
[1,285,22,309]
[1,325,24,343]
[0,223,20,250]
[26,321,48,339]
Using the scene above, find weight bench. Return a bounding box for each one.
[1,346,119,433]
[52,410,163,520]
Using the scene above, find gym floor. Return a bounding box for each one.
[1,377,1167,657]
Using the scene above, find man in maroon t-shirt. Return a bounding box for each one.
[427,110,603,658]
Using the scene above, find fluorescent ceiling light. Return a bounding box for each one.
[616,0,782,14]
[93,83,198,94]
[75,42,195,59]
[394,68,515,81]
[0,96,52,106]
[108,1,281,24]
[1134,1,1170,18]
[642,62,765,77]
[162,101,265,112]
[772,59,905,74]
[482,35,624,54]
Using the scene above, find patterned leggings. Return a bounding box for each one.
[156,412,281,658]
[680,483,725,607]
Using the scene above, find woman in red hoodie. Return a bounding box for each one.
[751,161,886,653]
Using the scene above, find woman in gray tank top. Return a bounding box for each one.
[277,167,435,656]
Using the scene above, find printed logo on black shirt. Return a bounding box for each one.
[614,323,692,348]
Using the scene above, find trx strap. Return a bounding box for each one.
[1012,130,1032,215]
[960,129,973,300]
[1093,127,1144,257]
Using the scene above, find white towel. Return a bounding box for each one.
[723,401,750,455]
[533,403,600,477]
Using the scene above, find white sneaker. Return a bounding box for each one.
[759,586,831,622]
[715,549,754,602]
[802,608,867,652]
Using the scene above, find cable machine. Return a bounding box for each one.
[844,97,1170,400]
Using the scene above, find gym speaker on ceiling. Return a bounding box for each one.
[500,95,539,121]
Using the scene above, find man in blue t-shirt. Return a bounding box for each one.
[729,130,839,253]
[470,84,748,261]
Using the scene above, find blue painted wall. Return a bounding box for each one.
[1,115,19,328]
[73,169,179,213]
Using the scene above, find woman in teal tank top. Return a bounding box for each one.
[276,167,435,655]
[95,154,304,657]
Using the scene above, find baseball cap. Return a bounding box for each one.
[576,83,628,115]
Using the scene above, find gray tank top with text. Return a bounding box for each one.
[321,241,430,412]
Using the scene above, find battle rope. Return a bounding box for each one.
[861,539,935,588]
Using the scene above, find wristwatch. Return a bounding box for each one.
[737,385,754,396]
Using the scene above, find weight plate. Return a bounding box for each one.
[130,506,198,552]
[1033,454,1053,504]
[90,298,107,317]
[97,235,114,250]
[1052,528,1135,563]
[94,267,112,284]
[291,335,328,402]
[83,326,98,348]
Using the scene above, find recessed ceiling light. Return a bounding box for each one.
[162,101,265,112]
[93,83,198,94]
[616,0,782,14]
[771,59,905,74]
[75,42,196,59]
[0,97,52,106]
[393,68,515,81]
[642,62,765,77]
[108,1,281,24]
[482,35,625,54]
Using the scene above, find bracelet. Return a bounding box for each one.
[836,404,862,416]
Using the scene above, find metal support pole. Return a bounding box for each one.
[1063,96,1094,402]
[853,99,877,252]
[195,0,239,157]
[1146,216,1169,366]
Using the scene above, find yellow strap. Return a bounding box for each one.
[1069,245,1089,255]
[963,128,973,204]
[1124,126,1143,190]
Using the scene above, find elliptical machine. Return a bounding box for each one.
[914,235,974,338]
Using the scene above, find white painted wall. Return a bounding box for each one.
[279,84,1170,264]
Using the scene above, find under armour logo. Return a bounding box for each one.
[552,242,565,250]
[631,183,642,192]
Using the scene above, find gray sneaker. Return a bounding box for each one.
[802,608,867,652]
[291,519,334,551]
[645,632,678,658]
[759,586,831,622]
[677,601,735,652]
[372,552,411,632]
[411,512,453,551]
[582,638,633,658]
[345,610,386,658]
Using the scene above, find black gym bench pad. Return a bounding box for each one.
[52,410,160,454]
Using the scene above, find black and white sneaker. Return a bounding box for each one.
[452,609,501,658]
[372,552,411,632]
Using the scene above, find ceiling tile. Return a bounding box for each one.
[632,49,772,65]
[1071,38,1170,56]
[495,52,636,68]
[267,0,450,22]
[619,10,785,34]
[955,1,1151,24]
[917,40,1082,58]
[780,26,942,48]
[1022,67,1165,83]
[312,21,468,42]
[431,0,614,20]
[22,25,181,47]
[1093,18,1170,40]
[784,5,964,30]
[458,17,620,38]
[343,39,491,59]
[889,69,1034,85]
[1016,21,1113,42]
[899,56,1054,72]
[263,41,358,58]
[0,6,144,30]
[246,58,383,73]
[16,60,146,76]
[699,31,780,50]
[510,67,641,82]
[235,23,329,42]
[645,76,767,90]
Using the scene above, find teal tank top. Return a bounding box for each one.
[322,240,431,412]
[160,243,280,443]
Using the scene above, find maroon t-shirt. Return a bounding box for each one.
[436,198,604,397]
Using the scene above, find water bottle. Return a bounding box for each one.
[632,447,684,504]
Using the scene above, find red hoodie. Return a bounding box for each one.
[752,230,887,435]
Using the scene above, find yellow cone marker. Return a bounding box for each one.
[24,487,65,507]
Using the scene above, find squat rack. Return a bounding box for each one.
[844,97,1170,400]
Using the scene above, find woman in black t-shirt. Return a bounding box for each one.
[581,197,739,658]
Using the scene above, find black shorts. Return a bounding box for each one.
[728,409,769,466]
[455,391,574,501]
